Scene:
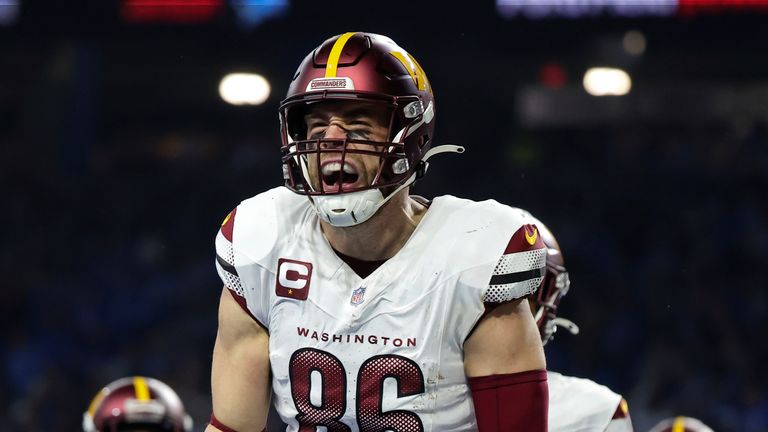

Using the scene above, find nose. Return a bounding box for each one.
[323,123,347,139]
[319,123,347,150]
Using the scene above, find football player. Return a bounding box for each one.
[648,416,714,432]
[530,218,633,432]
[83,376,193,432]
[209,32,549,431]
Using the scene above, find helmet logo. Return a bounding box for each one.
[124,399,167,422]
[390,50,430,93]
[306,77,355,92]
[525,226,539,245]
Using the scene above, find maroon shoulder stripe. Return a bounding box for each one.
[504,223,546,254]
[221,208,237,242]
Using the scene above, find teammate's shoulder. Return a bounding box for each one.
[548,371,622,405]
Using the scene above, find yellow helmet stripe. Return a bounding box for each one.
[325,32,356,78]
[133,376,151,402]
[672,416,686,432]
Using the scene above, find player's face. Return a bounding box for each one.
[304,101,391,193]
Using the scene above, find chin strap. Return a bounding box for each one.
[310,144,466,227]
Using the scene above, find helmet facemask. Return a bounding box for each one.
[534,263,579,346]
[280,93,434,226]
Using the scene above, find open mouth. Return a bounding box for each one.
[321,160,361,192]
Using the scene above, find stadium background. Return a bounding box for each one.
[2,1,767,431]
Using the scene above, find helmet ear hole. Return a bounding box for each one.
[415,160,428,179]
[420,134,430,148]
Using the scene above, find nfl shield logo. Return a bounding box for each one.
[350,287,366,306]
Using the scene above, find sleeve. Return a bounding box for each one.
[215,208,241,292]
[484,223,547,303]
[215,207,267,328]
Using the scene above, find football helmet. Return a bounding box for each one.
[82,376,193,432]
[529,217,580,345]
[279,32,463,227]
[648,416,714,432]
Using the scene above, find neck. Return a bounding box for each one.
[319,189,427,261]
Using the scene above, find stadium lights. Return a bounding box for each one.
[219,73,271,106]
[583,67,632,96]
[0,0,20,26]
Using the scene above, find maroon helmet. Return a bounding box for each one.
[648,416,714,432]
[279,32,462,226]
[82,376,192,432]
[530,217,579,345]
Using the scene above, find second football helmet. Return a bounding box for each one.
[82,376,193,432]
[529,217,580,345]
[648,416,714,432]
[279,32,463,227]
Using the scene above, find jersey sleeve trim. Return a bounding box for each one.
[612,398,630,419]
[220,208,236,242]
[485,224,547,303]
[216,253,238,276]
[215,207,247,300]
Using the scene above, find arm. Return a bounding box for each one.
[464,298,548,432]
[206,287,271,432]
[464,297,545,376]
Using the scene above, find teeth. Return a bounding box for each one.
[322,162,341,176]
[321,162,357,176]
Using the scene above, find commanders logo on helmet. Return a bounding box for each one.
[83,376,192,432]
[648,416,714,432]
[529,217,580,345]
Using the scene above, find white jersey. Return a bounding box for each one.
[215,186,547,432]
[548,371,633,432]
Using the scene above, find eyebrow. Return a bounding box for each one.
[305,107,380,125]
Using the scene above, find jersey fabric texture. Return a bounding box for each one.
[547,371,633,432]
[214,186,546,432]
